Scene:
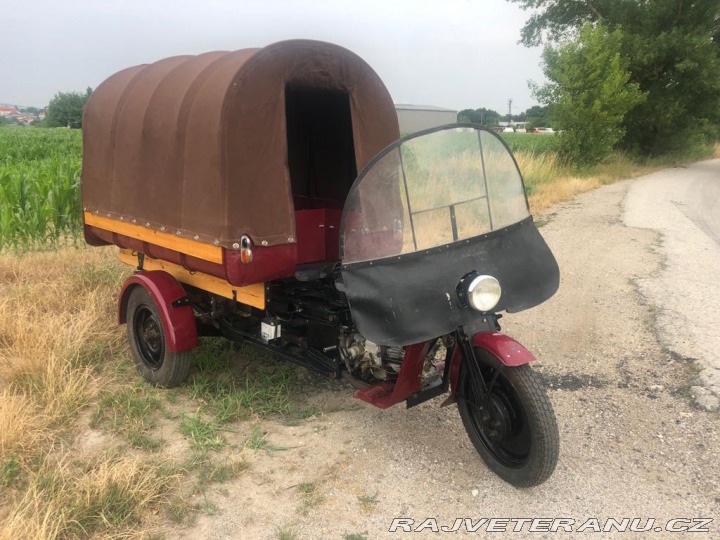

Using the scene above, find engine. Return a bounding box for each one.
[338,332,403,381]
[339,331,443,386]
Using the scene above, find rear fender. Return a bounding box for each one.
[118,271,198,352]
[442,332,535,406]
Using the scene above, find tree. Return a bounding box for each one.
[508,0,720,155]
[533,23,645,164]
[45,87,93,128]
[457,108,502,126]
[524,105,553,129]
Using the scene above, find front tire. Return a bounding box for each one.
[126,286,193,387]
[457,349,559,487]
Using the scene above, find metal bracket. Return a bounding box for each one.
[407,340,453,409]
[171,296,192,308]
[136,252,145,272]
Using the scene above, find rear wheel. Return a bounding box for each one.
[126,286,193,387]
[457,349,558,487]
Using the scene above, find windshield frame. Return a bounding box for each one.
[339,123,531,262]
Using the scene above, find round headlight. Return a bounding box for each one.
[465,274,502,312]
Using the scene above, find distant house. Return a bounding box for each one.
[16,115,38,125]
[498,120,527,129]
[395,104,457,134]
[0,105,20,117]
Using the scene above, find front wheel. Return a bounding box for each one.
[457,349,559,487]
[126,286,193,388]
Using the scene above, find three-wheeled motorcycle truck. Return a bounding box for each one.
[81,39,560,487]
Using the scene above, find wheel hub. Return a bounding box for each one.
[141,319,162,354]
[482,392,514,440]
[134,306,164,369]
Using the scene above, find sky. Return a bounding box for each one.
[2,0,545,114]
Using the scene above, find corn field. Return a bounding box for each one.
[0,127,82,251]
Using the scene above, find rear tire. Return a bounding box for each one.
[126,286,193,387]
[457,350,558,487]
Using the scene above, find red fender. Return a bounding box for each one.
[443,332,535,406]
[118,271,198,352]
[471,332,536,366]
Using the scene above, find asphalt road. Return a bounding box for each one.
[624,158,720,410]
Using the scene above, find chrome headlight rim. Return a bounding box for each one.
[457,272,502,313]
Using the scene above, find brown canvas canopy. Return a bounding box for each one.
[82,40,400,248]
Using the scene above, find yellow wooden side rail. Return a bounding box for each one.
[119,249,265,310]
[85,212,223,265]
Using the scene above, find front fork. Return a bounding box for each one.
[455,328,501,405]
[442,315,536,406]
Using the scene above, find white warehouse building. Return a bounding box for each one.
[395,104,457,134]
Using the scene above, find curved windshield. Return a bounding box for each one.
[341,125,530,264]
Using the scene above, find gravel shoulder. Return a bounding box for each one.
[176,172,720,539]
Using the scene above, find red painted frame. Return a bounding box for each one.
[354,341,432,409]
[118,271,198,352]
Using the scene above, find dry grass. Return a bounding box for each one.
[0,391,48,463]
[0,246,177,538]
[518,150,659,213]
[0,249,123,422]
[1,455,175,540]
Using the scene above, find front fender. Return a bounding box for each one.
[118,271,198,352]
[443,332,535,406]
[471,332,536,367]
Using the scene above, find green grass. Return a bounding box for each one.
[167,496,195,525]
[179,414,226,451]
[295,481,326,516]
[296,482,316,494]
[183,451,248,487]
[189,339,300,422]
[276,525,297,540]
[187,452,248,512]
[0,126,83,251]
[245,425,287,454]
[501,132,561,154]
[90,383,165,449]
[343,534,368,540]
[0,454,21,488]
[358,491,379,512]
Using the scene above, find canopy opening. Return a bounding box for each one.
[286,86,356,210]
